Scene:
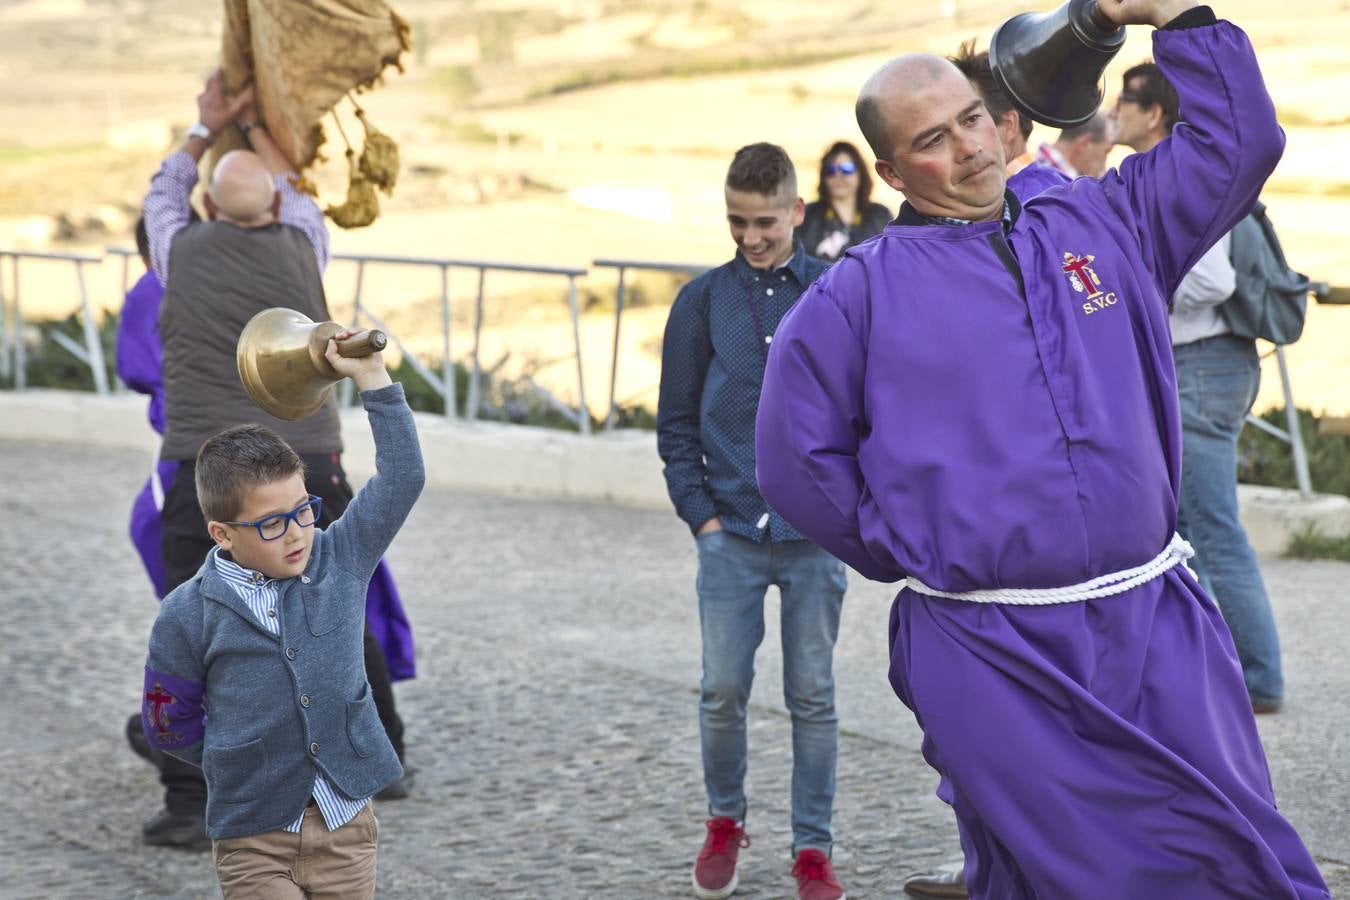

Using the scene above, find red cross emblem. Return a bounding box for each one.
[1062,252,1104,298]
[145,683,175,735]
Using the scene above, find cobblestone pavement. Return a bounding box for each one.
[2,439,1346,898]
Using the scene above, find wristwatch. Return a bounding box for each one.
[186,121,213,146]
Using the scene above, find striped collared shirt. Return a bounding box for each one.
[213,552,369,833]
[919,199,1015,233]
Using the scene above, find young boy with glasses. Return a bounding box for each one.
[141,331,424,899]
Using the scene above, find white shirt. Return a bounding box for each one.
[1170,231,1236,346]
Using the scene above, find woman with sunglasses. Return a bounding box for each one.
[799,141,893,262]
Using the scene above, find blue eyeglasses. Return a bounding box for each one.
[825,161,858,176]
[224,496,323,541]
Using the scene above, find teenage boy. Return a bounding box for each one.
[658,142,847,900]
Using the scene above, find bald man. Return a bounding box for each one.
[136,70,414,849]
[756,1,1328,898]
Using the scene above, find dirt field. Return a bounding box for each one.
[1,0,1347,416]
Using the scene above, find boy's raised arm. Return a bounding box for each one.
[322,336,426,578]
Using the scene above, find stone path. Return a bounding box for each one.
[1,439,1345,898]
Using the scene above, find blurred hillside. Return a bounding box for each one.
[1,0,1347,416]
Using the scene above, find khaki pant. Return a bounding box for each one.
[213,803,378,899]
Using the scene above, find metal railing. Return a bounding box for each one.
[591,258,710,431]
[1245,345,1313,497]
[593,256,1325,498]
[330,253,592,432]
[0,245,1332,495]
[0,248,109,394]
[106,245,140,300]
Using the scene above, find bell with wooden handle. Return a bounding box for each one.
[988,0,1125,128]
[236,308,387,421]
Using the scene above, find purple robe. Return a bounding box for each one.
[117,271,178,597]
[116,271,416,680]
[1006,160,1072,204]
[756,21,1327,900]
[365,560,415,681]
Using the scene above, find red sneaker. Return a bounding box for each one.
[792,848,846,900]
[692,817,750,899]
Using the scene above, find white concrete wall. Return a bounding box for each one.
[3,389,1347,555]
[0,388,669,508]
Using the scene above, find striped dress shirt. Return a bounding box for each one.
[214,554,369,833]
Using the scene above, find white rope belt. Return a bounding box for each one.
[902,533,1195,606]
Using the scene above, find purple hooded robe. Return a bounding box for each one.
[756,17,1327,900]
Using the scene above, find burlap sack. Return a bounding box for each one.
[212,0,409,224]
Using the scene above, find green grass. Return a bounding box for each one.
[1286,525,1350,562]
[1239,407,1350,498]
[0,313,118,391]
[0,142,104,164]
[1238,408,1350,562]
[432,117,525,146]
[431,64,479,104]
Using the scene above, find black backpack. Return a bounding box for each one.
[1220,201,1310,345]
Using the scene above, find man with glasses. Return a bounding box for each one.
[136,69,414,849]
[1113,60,1286,716]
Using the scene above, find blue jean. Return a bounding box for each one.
[695,529,847,855]
[1174,335,1284,704]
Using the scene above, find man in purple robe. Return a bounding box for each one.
[755,1,1329,897]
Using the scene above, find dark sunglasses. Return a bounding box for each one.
[824,161,858,176]
[1116,91,1146,106]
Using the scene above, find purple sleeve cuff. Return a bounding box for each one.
[142,666,206,750]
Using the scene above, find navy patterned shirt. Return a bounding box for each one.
[657,241,829,542]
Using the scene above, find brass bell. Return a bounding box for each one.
[988,0,1125,128]
[236,308,387,421]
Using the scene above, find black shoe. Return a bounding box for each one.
[126,714,155,765]
[375,766,416,802]
[142,808,210,851]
